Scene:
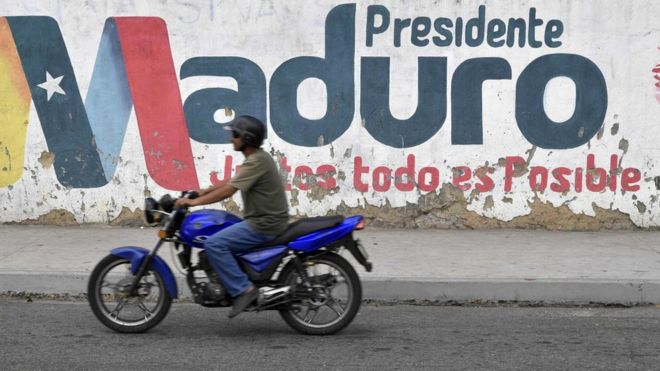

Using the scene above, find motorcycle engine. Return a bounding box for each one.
[195,251,227,305]
[203,281,225,301]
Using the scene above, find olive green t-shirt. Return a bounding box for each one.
[229,149,289,236]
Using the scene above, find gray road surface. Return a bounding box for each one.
[1,300,659,370]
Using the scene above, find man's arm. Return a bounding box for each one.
[196,182,224,197]
[174,183,238,208]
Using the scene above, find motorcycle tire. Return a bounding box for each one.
[277,252,362,335]
[88,254,172,333]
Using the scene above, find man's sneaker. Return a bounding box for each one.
[228,287,259,318]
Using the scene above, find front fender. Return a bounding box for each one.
[111,246,178,299]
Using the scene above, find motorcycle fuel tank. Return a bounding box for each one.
[179,209,242,248]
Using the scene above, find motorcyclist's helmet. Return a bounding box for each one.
[225,115,266,148]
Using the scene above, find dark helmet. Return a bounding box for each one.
[225,115,266,148]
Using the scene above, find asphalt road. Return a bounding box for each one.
[1,300,659,370]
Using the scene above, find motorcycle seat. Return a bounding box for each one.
[262,215,344,247]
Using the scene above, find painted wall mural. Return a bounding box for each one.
[654,49,660,104]
[0,16,197,189]
[0,0,658,229]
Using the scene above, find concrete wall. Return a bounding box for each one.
[0,0,658,229]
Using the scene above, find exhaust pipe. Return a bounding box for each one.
[258,286,291,305]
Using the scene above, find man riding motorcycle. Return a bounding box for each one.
[174,115,288,318]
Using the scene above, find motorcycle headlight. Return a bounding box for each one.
[159,194,175,213]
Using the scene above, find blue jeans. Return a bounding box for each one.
[203,221,274,297]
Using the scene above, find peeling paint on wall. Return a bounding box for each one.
[109,207,144,227]
[37,151,54,169]
[332,185,638,231]
[13,209,78,226]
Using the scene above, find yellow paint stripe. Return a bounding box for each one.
[0,17,30,187]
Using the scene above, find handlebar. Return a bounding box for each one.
[180,190,199,200]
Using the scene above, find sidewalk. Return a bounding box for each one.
[1,225,660,304]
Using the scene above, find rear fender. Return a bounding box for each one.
[288,215,363,253]
[111,246,178,299]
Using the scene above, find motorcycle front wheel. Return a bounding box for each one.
[278,253,362,335]
[87,254,172,333]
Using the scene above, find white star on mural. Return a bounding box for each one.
[37,71,66,101]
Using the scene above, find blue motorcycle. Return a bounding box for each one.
[87,192,372,335]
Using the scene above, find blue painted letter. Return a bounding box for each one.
[451,58,512,144]
[361,57,447,148]
[516,54,607,149]
[269,4,355,147]
[181,57,266,144]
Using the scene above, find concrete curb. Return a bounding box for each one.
[362,279,660,304]
[2,272,659,304]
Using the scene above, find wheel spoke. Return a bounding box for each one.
[137,301,154,320]
[326,298,345,317]
[110,299,126,319]
[303,307,319,324]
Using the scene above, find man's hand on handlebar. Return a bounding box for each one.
[174,191,200,209]
[173,185,236,210]
[174,197,195,209]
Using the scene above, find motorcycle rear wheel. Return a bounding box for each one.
[88,254,172,333]
[278,253,362,335]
